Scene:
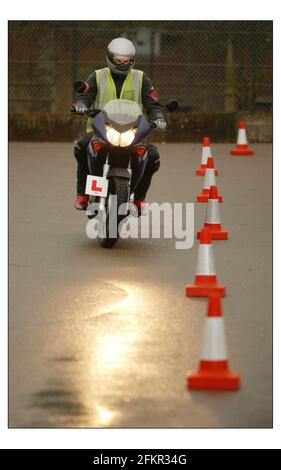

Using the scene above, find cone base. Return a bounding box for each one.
[197,194,223,203]
[196,168,218,176]
[186,283,226,297]
[230,148,254,156]
[197,228,228,240]
[187,370,240,390]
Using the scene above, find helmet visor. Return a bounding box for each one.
[107,52,135,73]
[113,55,132,64]
[114,56,134,71]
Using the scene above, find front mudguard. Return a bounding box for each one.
[107,168,131,180]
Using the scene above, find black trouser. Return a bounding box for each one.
[74,133,160,199]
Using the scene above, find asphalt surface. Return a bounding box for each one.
[9,141,272,428]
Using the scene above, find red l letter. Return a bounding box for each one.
[91,179,102,192]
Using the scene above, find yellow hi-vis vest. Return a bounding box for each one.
[86,67,144,133]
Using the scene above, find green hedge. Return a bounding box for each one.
[9,112,238,142]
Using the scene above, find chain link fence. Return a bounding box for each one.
[9,20,272,115]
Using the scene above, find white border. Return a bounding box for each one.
[1,0,279,450]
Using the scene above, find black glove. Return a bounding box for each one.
[155,118,167,132]
[75,103,88,114]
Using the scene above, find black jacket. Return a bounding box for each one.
[76,69,165,121]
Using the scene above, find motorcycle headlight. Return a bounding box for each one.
[120,129,136,147]
[106,127,121,146]
[106,126,136,147]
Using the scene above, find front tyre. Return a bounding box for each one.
[98,176,129,248]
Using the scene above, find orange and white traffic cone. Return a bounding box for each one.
[196,137,218,176]
[197,186,228,240]
[197,157,223,203]
[230,120,254,156]
[187,292,240,390]
[186,227,226,297]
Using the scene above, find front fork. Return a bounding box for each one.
[87,149,138,219]
[99,153,110,212]
[127,158,134,204]
[99,153,133,211]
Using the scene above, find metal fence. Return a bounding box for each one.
[9,20,272,114]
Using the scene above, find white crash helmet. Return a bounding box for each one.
[106,37,136,75]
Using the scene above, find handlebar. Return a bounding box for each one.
[70,107,97,118]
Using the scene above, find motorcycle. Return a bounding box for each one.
[71,80,178,248]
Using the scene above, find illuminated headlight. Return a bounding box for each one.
[120,129,135,147]
[106,127,136,147]
[106,127,120,146]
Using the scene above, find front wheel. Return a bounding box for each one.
[98,176,129,248]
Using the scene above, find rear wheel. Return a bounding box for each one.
[98,176,129,248]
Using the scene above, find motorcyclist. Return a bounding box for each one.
[73,37,167,211]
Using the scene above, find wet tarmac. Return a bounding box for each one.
[9,142,272,427]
